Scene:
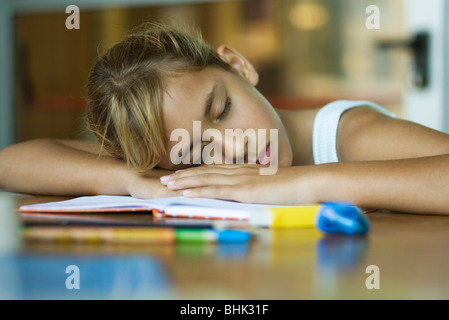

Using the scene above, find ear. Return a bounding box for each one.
[217,45,259,86]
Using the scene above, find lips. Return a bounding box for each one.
[257,143,271,165]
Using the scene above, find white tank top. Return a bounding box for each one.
[312,100,396,165]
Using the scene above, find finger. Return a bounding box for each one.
[160,168,212,185]
[178,164,263,174]
[166,173,247,190]
[159,168,217,185]
[162,165,261,183]
[193,164,263,169]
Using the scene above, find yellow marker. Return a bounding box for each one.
[249,202,370,235]
[250,205,319,228]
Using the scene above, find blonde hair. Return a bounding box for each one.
[86,22,232,173]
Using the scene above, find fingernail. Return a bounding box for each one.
[183,189,192,196]
[167,180,175,187]
[160,175,170,183]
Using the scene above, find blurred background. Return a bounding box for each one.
[1,0,448,148]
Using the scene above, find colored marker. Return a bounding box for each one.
[249,202,370,235]
[21,227,251,244]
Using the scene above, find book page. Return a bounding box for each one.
[18,195,268,214]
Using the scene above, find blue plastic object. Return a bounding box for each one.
[216,230,251,244]
[316,202,370,235]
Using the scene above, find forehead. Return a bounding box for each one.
[162,68,217,132]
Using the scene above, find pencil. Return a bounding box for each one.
[21,226,251,244]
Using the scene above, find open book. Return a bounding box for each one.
[18,195,272,221]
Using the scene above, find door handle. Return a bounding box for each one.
[377,32,429,88]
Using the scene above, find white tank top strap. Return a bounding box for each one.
[312,100,396,165]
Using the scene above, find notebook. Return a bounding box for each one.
[18,195,273,221]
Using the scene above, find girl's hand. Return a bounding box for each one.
[160,164,321,205]
[126,168,184,199]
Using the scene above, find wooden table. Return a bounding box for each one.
[1,191,449,300]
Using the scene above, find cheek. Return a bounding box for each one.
[156,153,173,169]
[234,100,273,129]
[242,92,279,127]
[241,109,277,130]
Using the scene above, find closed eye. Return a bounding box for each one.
[217,97,232,120]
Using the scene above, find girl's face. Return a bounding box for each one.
[157,63,293,170]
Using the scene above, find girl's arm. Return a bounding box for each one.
[0,139,179,198]
[313,154,449,214]
[321,106,449,213]
[163,107,449,214]
[336,106,449,162]
[165,156,449,214]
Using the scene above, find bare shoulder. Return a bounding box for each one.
[337,106,449,162]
